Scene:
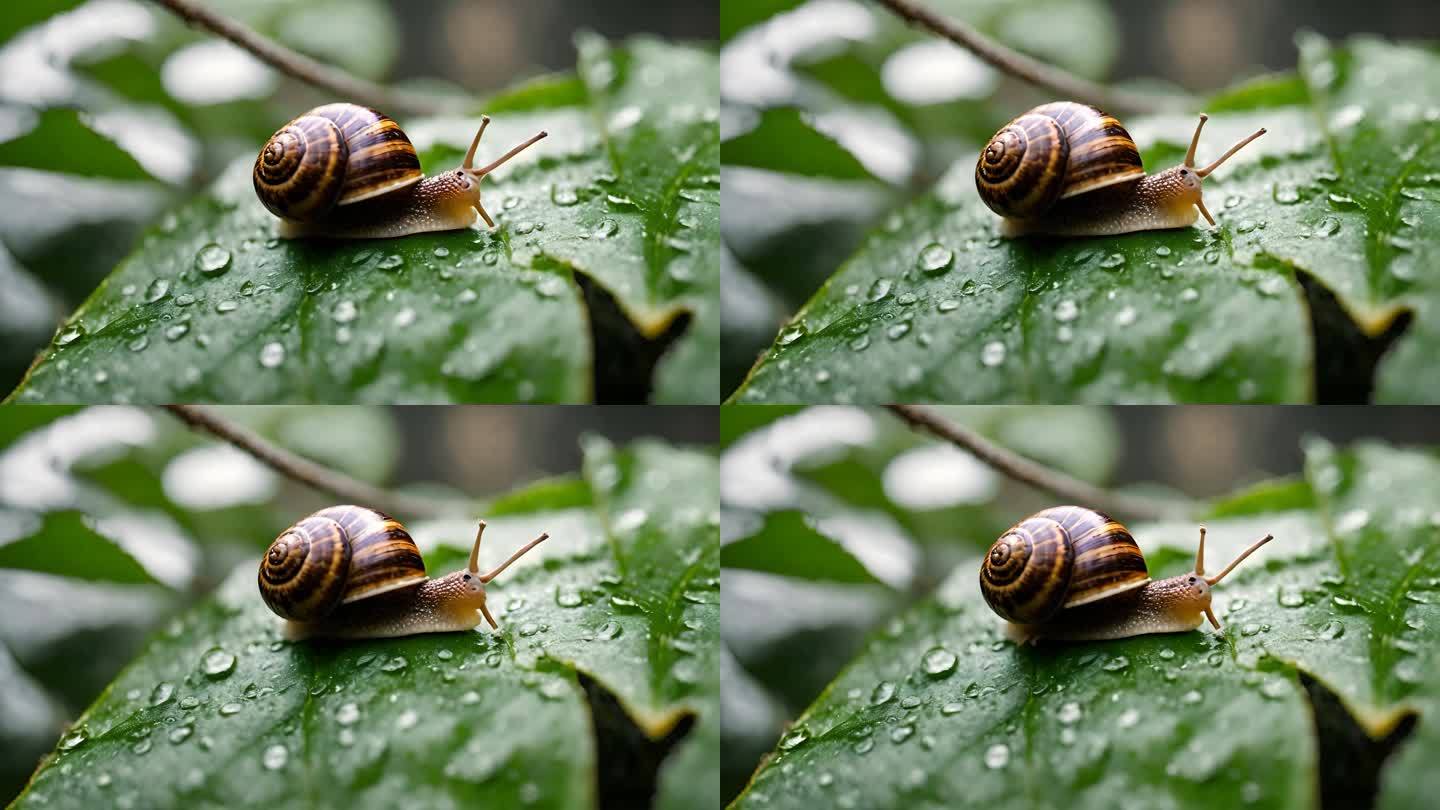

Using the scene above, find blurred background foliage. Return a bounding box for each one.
[718,405,1440,803]
[0,0,717,396]
[0,404,716,805]
[719,0,1440,397]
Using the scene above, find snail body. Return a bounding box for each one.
[980,506,1273,643]
[253,103,548,240]
[258,505,548,640]
[976,102,1266,238]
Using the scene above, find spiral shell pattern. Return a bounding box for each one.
[253,104,423,223]
[258,506,427,621]
[976,102,1145,220]
[980,506,1148,624]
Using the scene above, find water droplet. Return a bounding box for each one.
[180,696,199,710]
[1154,246,1172,257]
[853,736,875,755]
[871,681,897,705]
[165,322,190,341]
[866,278,893,302]
[145,279,171,303]
[551,185,580,206]
[984,743,1010,769]
[848,334,871,352]
[556,588,583,608]
[941,702,964,715]
[890,724,915,744]
[937,299,959,313]
[921,647,957,677]
[378,254,404,271]
[195,244,231,275]
[262,744,288,770]
[980,341,1006,367]
[219,702,242,716]
[597,621,622,640]
[1278,585,1306,608]
[1159,648,1176,661]
[1117,707,1141,728]
[779,729,809,750]
[95,772,112,788]
[380,656,408,673]
[335,702,361,725]
[1260,678,1289,700]
[1054,299,1079,322]
[56,325,86,346]
[1057,702,1082,724]
[1319,620,1345,640]
[1275,185,1301,205]
[886,321,911,341]
[1101,656,1129,672]
[128,334,150,353]
[1203,249,1220,264]
[1182,690,1203,705]
[259,342,285,368]
[1114,305,1137,327]
[432,246,451,259]
[1099,253,1125,270]
[393,307,416,329]
[396,709,419,730]
[917,243,953,274]
[168,724,194,745]
[60,728,89,751]
[215,300,238,314]
[132,737,153,755]
[897,292,917,306]
[1180,287,1199,302]
[1316,216,1341,237]
[778,324,807,346]
[594,219,619,238]
[151,682,176,706]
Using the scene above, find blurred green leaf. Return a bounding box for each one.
[721,0,804,41]
[0,108,154,182]
[0,0,85,42]
[723,109,876,181]
[723,511,884,585]
[0,511,161,586]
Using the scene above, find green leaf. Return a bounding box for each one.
[0,108,154,182]
[731,35,1440,403]
[723,109,876,181]
[0,511,161,586]
[723,511,884,585]
[7,37,718,404]
[13,439,720,809]
[731,439,1440,809]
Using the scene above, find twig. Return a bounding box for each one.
[148,0,463,117]
[885,404,1185,521]
[162,405,459,520]
[872,0,1182,114]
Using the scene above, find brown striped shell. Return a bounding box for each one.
[979,506,1149,624]
[258,505,428,621]
[253,104,423,224]
[975,102,1145,220]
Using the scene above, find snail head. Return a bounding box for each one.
[450,115,549,228]
[1187,525,1274,630]
[449,520,549,629]
[1164,113,1267,227]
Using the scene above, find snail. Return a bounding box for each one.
[980,506,1273,644]
[975,102,1266,238]
[258,506,548,640]
[253,103,548,240]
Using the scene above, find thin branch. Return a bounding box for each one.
[148,0,463,117]
[872,0,1183,114]
[885,404,1186,521]
[162,405,459,520]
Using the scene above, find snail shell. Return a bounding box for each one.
[979,505,1149,624]
[975,102,1144,220]
[258,505,427,621]
[253,104,423,224]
